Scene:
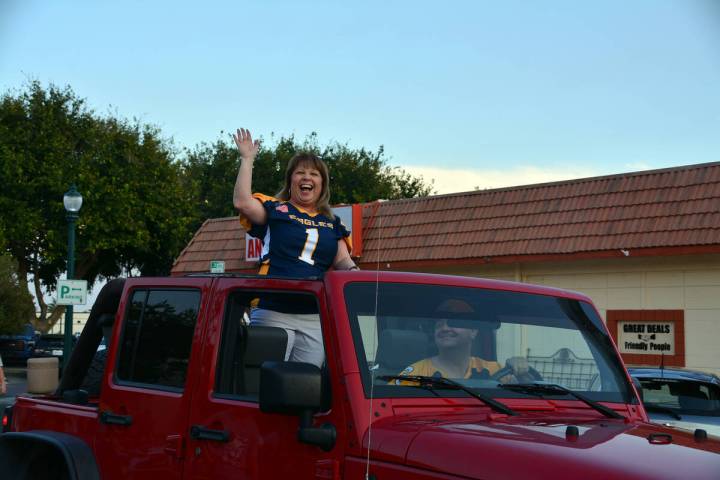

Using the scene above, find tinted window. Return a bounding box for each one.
[116,289,201,390]
[639,378,720,415]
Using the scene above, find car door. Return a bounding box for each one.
[94,277,213,480]
[183,277,345,479]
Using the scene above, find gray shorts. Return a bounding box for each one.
[249,308,324,367]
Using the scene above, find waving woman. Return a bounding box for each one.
[232,128,357,366]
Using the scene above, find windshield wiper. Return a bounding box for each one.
[643,404,682,420]
[379,375,517,416]
[499,383,624,419]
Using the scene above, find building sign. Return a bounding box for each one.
[57,279,88,305]
[617,321,675,355]
[210,261,225,273]
[245,235,263,262]
[607,310,685,367]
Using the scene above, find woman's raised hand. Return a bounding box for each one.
[233,128,260,159]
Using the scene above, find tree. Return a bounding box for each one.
[0,254,35,334]
[184,132,434,229]
[0,81,198,331]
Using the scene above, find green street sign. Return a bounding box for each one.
[57,279,88,305]
[210,260,225,273]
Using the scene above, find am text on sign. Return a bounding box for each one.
[245,234,263,262]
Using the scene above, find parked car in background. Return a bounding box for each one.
[32,334,67,363]
[1,328,79,368]
[0,325,37,366]
[629,366,720,437]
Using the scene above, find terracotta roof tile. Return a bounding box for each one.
[172,162,720,274]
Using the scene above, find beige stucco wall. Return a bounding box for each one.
[406,254,720,375]
[48,311,90,336]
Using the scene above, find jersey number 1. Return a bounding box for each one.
[299,228,319,265]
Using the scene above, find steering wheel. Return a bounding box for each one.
[490,365,544,383]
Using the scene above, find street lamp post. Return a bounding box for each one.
[63,185,83,368]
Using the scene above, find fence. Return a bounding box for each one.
[527,348,598,390]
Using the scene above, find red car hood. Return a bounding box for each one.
[366,412,720,480]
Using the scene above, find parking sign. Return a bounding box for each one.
[57,279,88,305]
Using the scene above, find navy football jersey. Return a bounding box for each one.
[240,193,352,278]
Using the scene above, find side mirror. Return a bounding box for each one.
[259,361,324,414]
[259,362,336,451]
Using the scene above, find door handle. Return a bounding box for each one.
[190,425,230,443]
[100,411,133,426]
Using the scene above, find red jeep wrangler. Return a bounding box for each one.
[2,271,719,479]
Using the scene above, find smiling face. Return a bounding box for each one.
[290,162,323,210]
[278,152,332,216]
[434,319,478,350]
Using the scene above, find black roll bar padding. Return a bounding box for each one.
[56,278,126,395]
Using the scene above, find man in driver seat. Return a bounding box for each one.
[396,298,530,383]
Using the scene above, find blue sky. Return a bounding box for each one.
[2,0,719,194]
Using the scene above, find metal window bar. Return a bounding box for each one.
[526,348,599,390]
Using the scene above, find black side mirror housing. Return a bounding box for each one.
[259,361,336,451]
[259,362,324,414]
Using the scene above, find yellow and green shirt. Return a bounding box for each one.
[393,357,503,385]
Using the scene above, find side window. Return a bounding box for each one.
[116,289,201,391]
[640,380,676,406]
[213,291,319,401]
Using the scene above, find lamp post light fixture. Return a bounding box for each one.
[63,184,83,368]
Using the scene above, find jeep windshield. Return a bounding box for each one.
[344,282,633,404]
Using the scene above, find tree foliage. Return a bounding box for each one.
[184,132,434,228]
[0,254,35,334]
[0,81,198,331]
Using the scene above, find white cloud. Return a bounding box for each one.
[400,165,601,195]
[623,162,653,171]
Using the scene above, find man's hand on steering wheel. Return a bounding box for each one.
[490,357,543,384]
[506,356,529,377]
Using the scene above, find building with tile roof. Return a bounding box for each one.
[172,162,720,374]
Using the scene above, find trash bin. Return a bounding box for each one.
[27,357,59,394]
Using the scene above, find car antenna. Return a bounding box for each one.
[660,352,664,378]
